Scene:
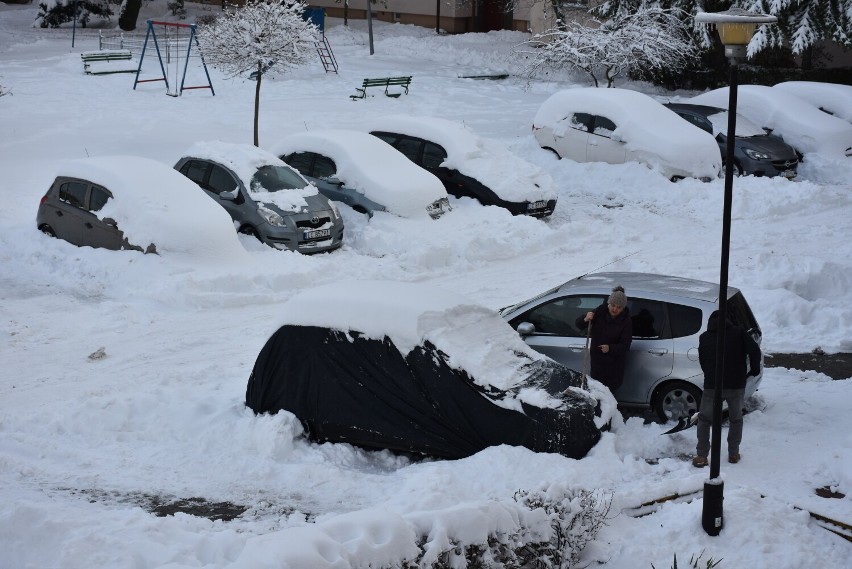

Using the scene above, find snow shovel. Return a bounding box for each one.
[661,412,699,435]
[580,316,592,391]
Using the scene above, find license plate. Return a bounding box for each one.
[781,170,796,179]
[304,228,330,240]
[528,200,547,210]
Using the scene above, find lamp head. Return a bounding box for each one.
[695,8,778,59]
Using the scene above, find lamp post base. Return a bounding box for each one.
[702,480,725,535]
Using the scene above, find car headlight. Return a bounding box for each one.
[329,202,341,220]
[257,205,285,227]
[744,148,770,160]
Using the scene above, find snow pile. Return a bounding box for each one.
[773,81,852,123]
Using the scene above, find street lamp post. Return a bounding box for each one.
[693,8,776,537]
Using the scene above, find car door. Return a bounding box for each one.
[586,115,628,164]
[45,179,89,245]
[612,298,674,405]
[509,294,674,405]
[508,294,605,373]
[206,163,246,221]
[552,112,592,162]
[80,184,123,250]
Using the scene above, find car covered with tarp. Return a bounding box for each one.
[246,280,615,460]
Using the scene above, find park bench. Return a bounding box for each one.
[81,50,138,75]
[350,76,412,99]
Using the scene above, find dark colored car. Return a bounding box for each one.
[245,280,613,460]
[175,142,344,254]
[368,116,557,217]
[665,103,800,178]
[36,156,238,255]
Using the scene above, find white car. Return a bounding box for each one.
[367,115,558,217]
[691,85,852,158]
[772,81,852,124]
[269,129,451,219]
[532,88,722,181]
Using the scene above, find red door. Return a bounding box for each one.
[480,0,509,32]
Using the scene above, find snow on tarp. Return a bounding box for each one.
[268,129,447,218]
[246,280,608,459]
[363,115,557,203]
[180,141,320,213]
[773,81,852,123]
[534,88,722,179]
[54,155,244,257]
[691,85,852,158]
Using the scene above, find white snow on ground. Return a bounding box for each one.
[1,3,850,568]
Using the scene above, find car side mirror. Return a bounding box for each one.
[324,175,343,186]
[219,188,239,201]
[516,322,535,337]
[103,217,118,227]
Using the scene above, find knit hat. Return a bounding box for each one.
[608,285,627,308]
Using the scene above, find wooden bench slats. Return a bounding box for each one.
[351,76,412,99]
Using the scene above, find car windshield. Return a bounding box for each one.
[707,111,766,138]
[250,165,307,193]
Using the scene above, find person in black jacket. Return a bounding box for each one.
[692,310,762,467]
[575,286,632,392]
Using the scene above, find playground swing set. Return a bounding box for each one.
[133,19,215,97]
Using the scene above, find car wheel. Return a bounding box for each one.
[543,147,561,159]
[39,224,56,237]
[353,205,369,215]
[239,225,261,241]
[721,160,744,176]
[653,381,701,422]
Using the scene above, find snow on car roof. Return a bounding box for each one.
[534,88,721,179]
[55,156,244,257]
[278,280,565,410]
[180,141,319,213]
[268,129,447,218]
[364,115,556,202]
[691,85,852,157]
[773,81,852,123]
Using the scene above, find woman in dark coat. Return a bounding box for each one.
[575,286,633,392]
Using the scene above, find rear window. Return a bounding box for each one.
[727,292,760,334]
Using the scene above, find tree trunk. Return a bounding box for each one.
[254,63,262,147]
[118,0,142,31]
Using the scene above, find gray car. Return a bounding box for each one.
[499,272,764,422]
[175,142,344,254]
[665,103,800,178]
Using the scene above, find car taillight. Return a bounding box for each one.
[39,194,49,206]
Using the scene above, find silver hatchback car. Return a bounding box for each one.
[500,272,764,421]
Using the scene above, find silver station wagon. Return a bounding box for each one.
[500,272,764,421]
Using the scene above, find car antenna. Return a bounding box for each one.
[577,249,640,279]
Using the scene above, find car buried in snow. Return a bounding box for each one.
[270,129,451,219]
[367,115,558,218]
[246,280,615,460]
[175,141,344,254]
[36,155,242,256]
[532,88,722,181]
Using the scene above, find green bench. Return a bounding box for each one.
[350,76,412,99]
[81,50,138,75]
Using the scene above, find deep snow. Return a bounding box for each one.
[1,3,850,568]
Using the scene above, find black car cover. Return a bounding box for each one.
[246,325,601,460]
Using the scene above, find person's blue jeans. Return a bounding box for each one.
[696,388,745,458]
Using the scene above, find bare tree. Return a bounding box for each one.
[519,7,699,87]
[197,0,319,146]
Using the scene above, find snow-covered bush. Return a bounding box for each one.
[167,0,186,19]
[403,488,613,568]
[519,7,698,87]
